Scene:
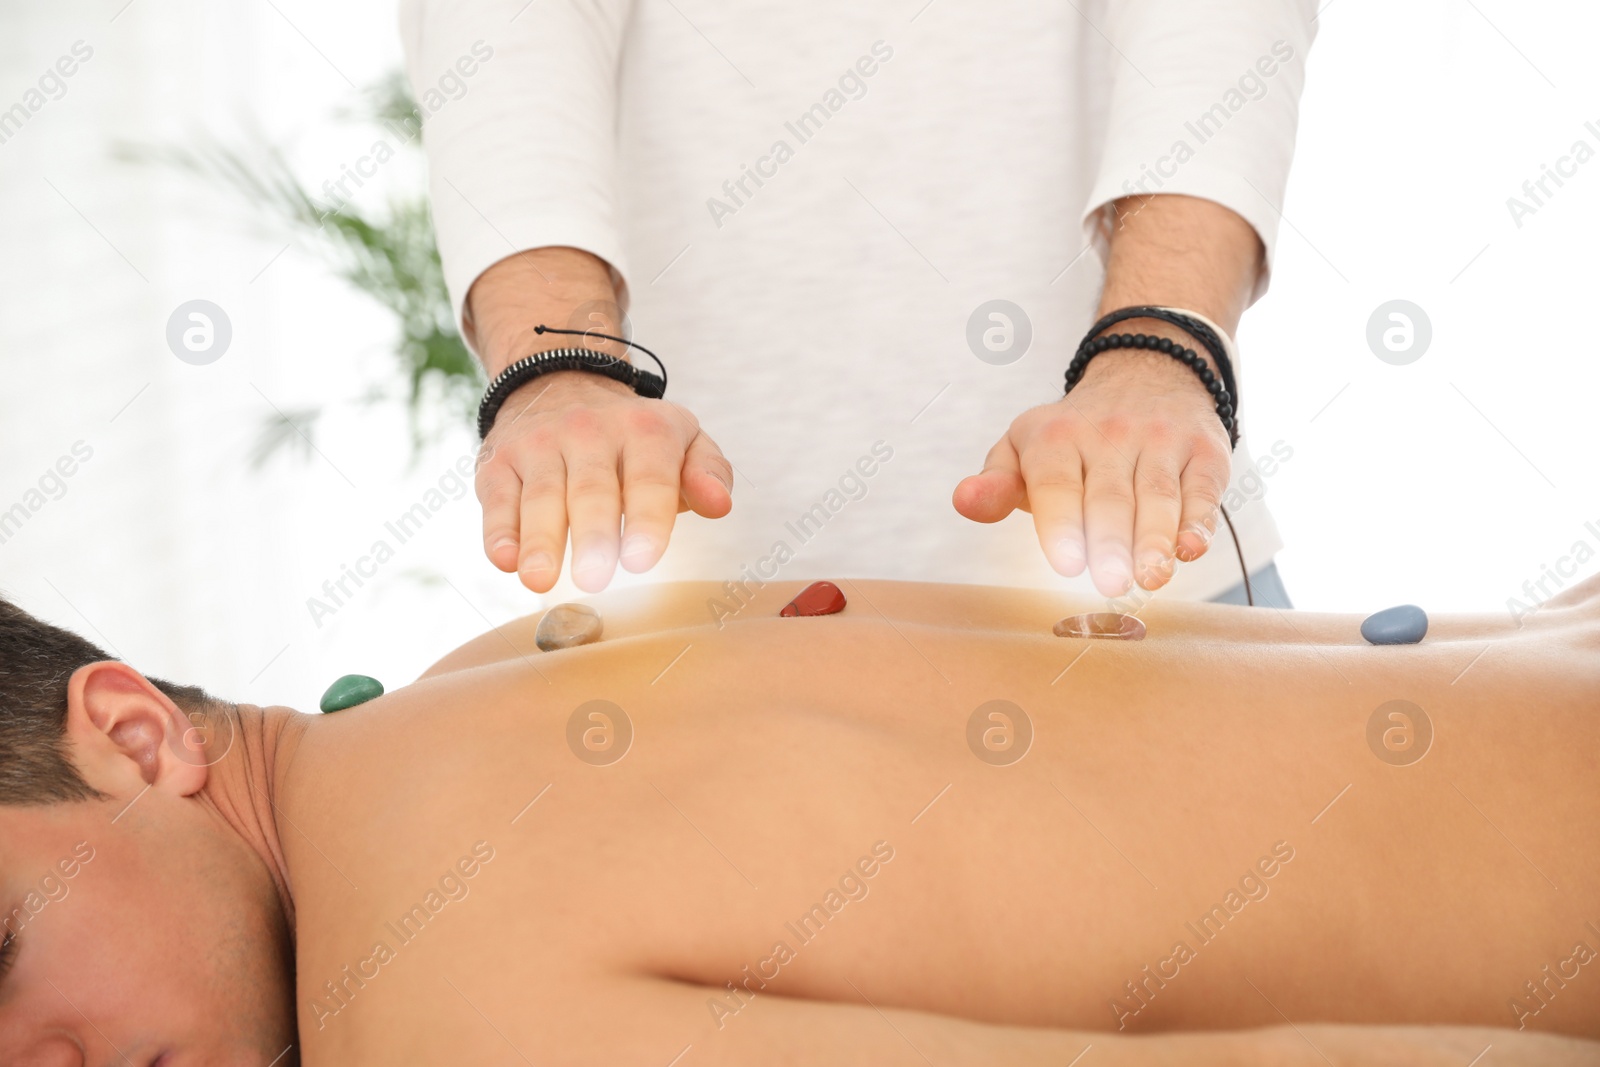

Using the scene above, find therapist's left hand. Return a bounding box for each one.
[952,344,1233,597]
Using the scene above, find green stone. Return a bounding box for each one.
[320,674,384,713]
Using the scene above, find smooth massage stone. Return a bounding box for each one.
[535,602,604,651]
[1052,612,1147,641]
[780,580,847,617]
[319,674,384,713]
[1360,604,1428,645]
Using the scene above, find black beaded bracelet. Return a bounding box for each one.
[1063,332,1239,449]
[476,326,668,440]
[1084,306,1239,414]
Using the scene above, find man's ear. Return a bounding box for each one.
[64,661,209,798]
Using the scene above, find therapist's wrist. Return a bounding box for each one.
[468,246,624,377]
[1082,317,1225,390]
[1072,338,1224,415]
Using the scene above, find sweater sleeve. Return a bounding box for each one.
[398,0,636,352]
[1080,0,1319,307]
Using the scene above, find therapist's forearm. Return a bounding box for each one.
[467,247,624,377]
[1095,193,1263,340]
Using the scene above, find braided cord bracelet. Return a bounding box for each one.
[476,325,669,440]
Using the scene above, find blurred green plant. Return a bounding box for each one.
[117,71,482,466]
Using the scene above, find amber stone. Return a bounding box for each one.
[780,580,847,617]
[1052,612,1146,641]
[535,603,604,651]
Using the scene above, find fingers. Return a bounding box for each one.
[616,407,693,574]
[478,427,572,592]
[1015,431,1089,577]
[560,410,624,593]
[1130,449,1184,591]
[1085,436,1232,594]
[479,392,735,593]
[511,436,572,593]
[952,437,1027,525]
[989,350,1236,595]
[1081,452,1137,597]
[477,454,524,574]
[1175,447,1231,564]
[615,408,736,578]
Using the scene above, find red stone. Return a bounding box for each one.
[780,580,847,617]
[1052,612,1146,641]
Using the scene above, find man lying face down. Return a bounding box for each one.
[0,578,1597,1067]
[0,600,298,1066]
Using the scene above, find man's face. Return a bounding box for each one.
[0,785,297,1065]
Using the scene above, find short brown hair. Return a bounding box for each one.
[0,592,224,804]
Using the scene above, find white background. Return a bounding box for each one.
[0,0,1595,713]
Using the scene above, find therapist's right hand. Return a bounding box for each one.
[478,368,733,594]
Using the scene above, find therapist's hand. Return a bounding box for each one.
[479,369,733,594]
[954,192,1261,597]
[466,245,733,594]
[952,341,1232,597]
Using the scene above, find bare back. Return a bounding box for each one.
[276,578,1600,1064]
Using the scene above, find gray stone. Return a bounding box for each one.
[536,603,603,651]
[1360,604,1428,645]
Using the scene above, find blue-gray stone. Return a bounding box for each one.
[1360,604,1428,645]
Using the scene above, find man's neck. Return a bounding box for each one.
[195,703,311,933]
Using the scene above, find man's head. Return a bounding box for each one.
[0,594,298,1066]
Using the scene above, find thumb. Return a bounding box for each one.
[953,437,1027,522]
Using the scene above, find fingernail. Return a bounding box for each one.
[490,536,517,556]
[1136,553,1173,587]
[620,533,656,564]
[1055,538,1085,567]
[1182,522,1215,546]
[1098,557,1132,595]
[572,545,613,588]
[521,551,555,577]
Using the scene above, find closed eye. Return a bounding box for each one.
[0,930,18,981]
